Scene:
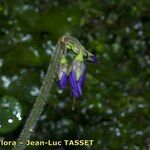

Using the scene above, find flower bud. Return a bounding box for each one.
[65,40,99,63]
[88,54,99,63]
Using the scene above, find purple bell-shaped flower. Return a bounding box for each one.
[58,55,68,90]
[69,52,86,98]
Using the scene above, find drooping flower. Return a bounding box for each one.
[57,35,99,110]
[58,55,68,90]
[69,51,86,98]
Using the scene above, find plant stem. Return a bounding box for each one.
[12,38,65,150]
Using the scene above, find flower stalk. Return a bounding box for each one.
[12,37,65,150]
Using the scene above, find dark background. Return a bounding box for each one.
[0,0,149,150]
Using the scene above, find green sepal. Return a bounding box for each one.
[60,55,67,64]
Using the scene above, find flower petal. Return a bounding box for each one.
[59,72,67,90]
[69,71,80,98]
[77,70,86,96]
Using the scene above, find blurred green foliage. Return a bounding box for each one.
[0,0,149,150]
[0,96,22,134]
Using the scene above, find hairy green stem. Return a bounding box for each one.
[12,38,65,150]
